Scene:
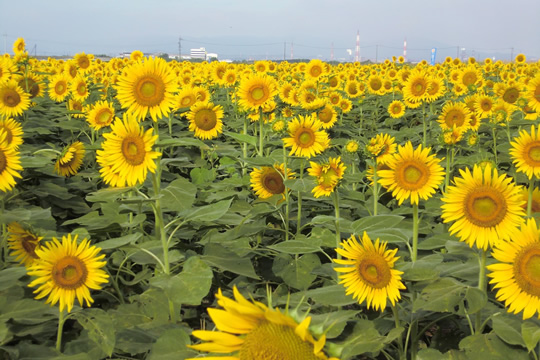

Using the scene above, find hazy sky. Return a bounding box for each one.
[1,0,539,62]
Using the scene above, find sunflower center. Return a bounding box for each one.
[534,85,540,101]
[481,100,492,111]
[250,86,266,102]
[55,81,67,95]
[96,108,113,125]
[514,244,540,297]
[0,149,6,172]
[121,136,146,166]
[297,129,315,147]
[397,161,429,190]
[77,83,86,95]
[462,72,477,86]
[0,126,13,145]
[320,167,338,187]
[464,187,507,228]
[135,75,165,106]
[503,88,519,104]
[21,236,39,259]
[526,142,540,165]
[411,80,426,96]
[194,109,217,131]
[370,79,382,91]
[238,321,320,360]
[310,66,322,78]
[52,256,88,289]
[3,89,20,107]
[445,109,465,127]
[318,108,333,123]
[357,255,392,289]
[263,171,285,194]
[392,104,402,114]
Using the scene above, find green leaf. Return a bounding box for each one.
[157,137,207,148]
[0,267,27,291]
[352,215,404,235]
[284,178,312,192]
[202,243,259,279]
[0,299,57,324]
[147,328,196,360]
[340,320,386,359]
[73,309,115,357]
[272,253,321,290]
[413,277,482,314]
[417,348,452,360]
[183,198,232,222]
[305,284,357,306]
[522,321,540,352]
[268,238,322,254]
[225,131,258,146]
[161,177,197,213]
[492,313,526,347]
[96,233,141,250]
[459,333,529,360]
[86,187,132,203]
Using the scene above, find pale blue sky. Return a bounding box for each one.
[1,0,538,62]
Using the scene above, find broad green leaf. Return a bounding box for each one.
[352,215,404,235]
[268,238,322,254]
[305,284,357,306]
[284,178,313,192]
[417,348,451,360]
[225,131,258,147]
[96,233,141,250]
[157,137,207,148]
[202,244,259,279]
[183,198,232,222]
[310,310,360,339]
[73,309,115,357]
[147,328,196,360]
[161,177,197,213]
[340,320,386,359]
[413,277,482,314]
[459,333,529,360]
[190,167,216,184]
[0,299,57,324]
[115,328,156,355]
[492,313,526,347]
[86,187,132,203]
[0,267,27,291]
[272,253,321,290]
[522,321,540,352]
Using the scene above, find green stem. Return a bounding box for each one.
[528,177,535,218]
[422,103,427,148]
[296,159,304,236]
[56,309,66,352]
[492,127,498,164]
[373,160,379,216]
[283,145,290,241]
[351,161,357,191]
[444,147,451,193]
[333,189,341,259]
[412,203,419,263]
[391,305,405,360]
[475,250,487,334]
[242,116,248,175]
[258,107,264,157]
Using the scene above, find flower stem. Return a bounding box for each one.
[422,103,427,148]
[391,304,405,360]
[373,160,379,216]
[528,177,535,218]
[412,203,419,263]
[296,159,304,236]
[56,309,65,352]
[333,189,341,259]
[283,144,290,241]
[475,250,487,334]
[258,107,264,157]
[492,127,498,164]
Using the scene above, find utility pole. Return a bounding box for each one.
[178,36,182,60]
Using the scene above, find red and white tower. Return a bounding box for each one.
[403,38,407,62]
[355,30,360,62]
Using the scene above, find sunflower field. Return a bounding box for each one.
[2,37,540,359]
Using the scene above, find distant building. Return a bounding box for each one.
[190,47,207,60]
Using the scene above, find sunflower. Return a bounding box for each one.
[12,38,26,55]
[425,77,445,103]
[474,94,495,119]
[515,53,527,64]
[367,75,384,95]
[237,74,278,111]
[299,90,325,111]
[115,56,177,122]
[27,233,109,313]
[387,100,405,119]
[441,164,525,250]
[74,52,92,72]
[305,59,326,80]
[16,72,45,99]
[437,101,472,131]
[70,75,89,102]
[0,128,23,192]
[283,114,330,158]
[442,126,465,145]
[525,75,540,113]
[378,141,444,205]
[96,113,161,187]
[487,218,540,319]
[7,222,43,266]
[521,186,540,215]
[345,139,359,153]
[186,101,224,140]
[0,117,23,149]
[130,50,144,62]
[367,133,397,166]
[317,103,338,129]
[460,66,482,87]
[308,157,346,198]
[0,79,30,118]
[510,125,540,179]
[338,98,352,113]
[86,100,115,130]
[55,141,85,177]
[334,232,406,311]
[345,80,364,98]
[402,69,429,104]
[250,163,293,199]
[187,286,338,360]
[223,69,238,87]
[48,73,70,102]
[68,99,85,118]
[175,87,198,109]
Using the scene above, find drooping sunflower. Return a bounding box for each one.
[250,163,294,199]
[115,56,177,122]
[86,100,115,130]
[378,141,445,205]
[187,286,338,360]
[186,101,224,140]
[7,222,43,267]
[237,74,278,111]
[308,157,346,198]
[334,232,406,312]
[437,101,472,131]
[0,117,23,149]
[27,233,109,313]
[48,73,70,102]
[0,79,30,118]
[55,141,86,177]
[0,128,23,192]
[487,218,540,319]
[510,125,540,179]
[283,114,330,158]
[387,100,406,119]
[441,164,525,250]
[96,113,161,187]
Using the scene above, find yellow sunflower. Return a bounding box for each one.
[437,101,472,131]
[305,59,326,80]
[520,186,540,215]
[70,75,89,102]
[378,141,444,205]
[367,133,397,166]
[12,38,26,55]
[487,218,540,319]
[308,157,346,198]
[74,52,92,73]
[130,50,144,62]
[86,100,115,130]
[250,163,294,199]
[474,94,495,119]
[387,100,405,119]
[0,79,30,118]
[186,101,224,140]
[48,73,70,102]
[115,56,177,122]
[525,75,540,113]
[237,74,278,111]
[334,232,406,311]
[7,222,43,267]
[96,113,161,187]
[509,125,540,179]
[317,103,338,129]
[0,128,23,192]
[27,233,109,313]
[345,139,360,153]
[0,117,23,149]
[425,77,445,103]
[55,141,85,177]
[441,164,525,250]
[187,286,338,360]
[338,98,352,113]
[283,114,330,158]
[402,69,429,104]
